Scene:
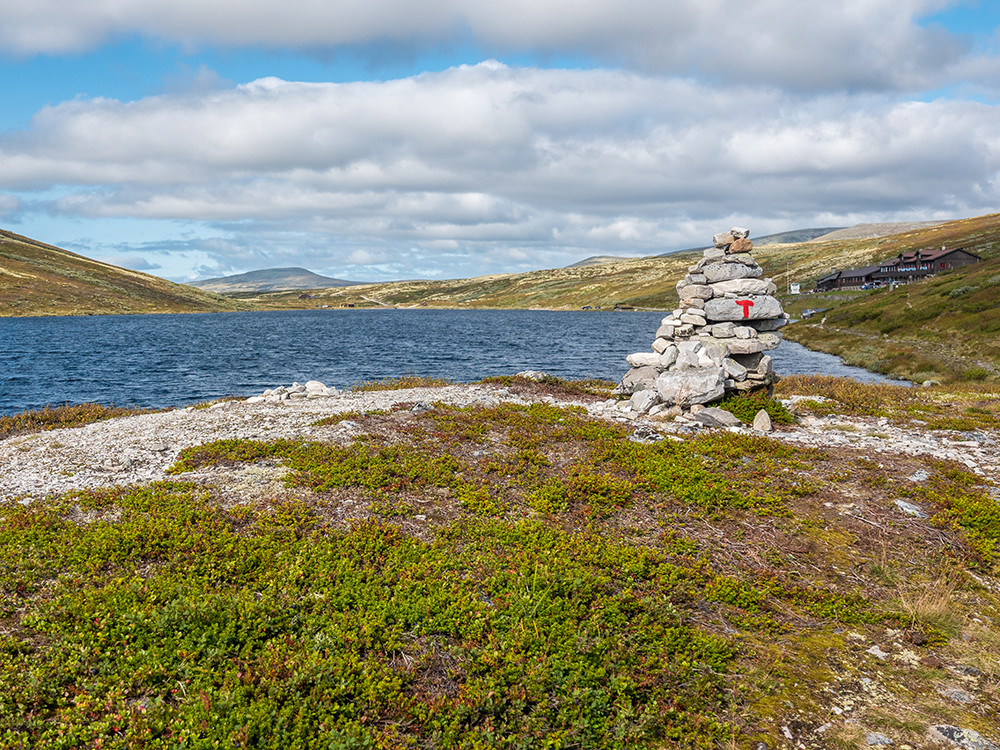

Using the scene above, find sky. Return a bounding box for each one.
[1,1,999,283]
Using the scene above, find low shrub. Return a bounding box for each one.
[716,391,795,425]
[947,285,979,298]
[0,402,161,441]
[348,374,454,391]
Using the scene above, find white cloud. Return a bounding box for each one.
[0,194,21,217]
[96,254,163,271]
[3,62,1000,280]
[1,0,990,91]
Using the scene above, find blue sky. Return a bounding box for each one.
[2,0,999,283]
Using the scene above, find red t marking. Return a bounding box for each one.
[736,299,754,318]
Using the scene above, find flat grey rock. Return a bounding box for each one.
[894,499,927,518]
[693,406,743,428]
[704,295,783,322]
[702,262,764,284]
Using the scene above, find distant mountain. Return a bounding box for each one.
[755,227,846,245]
[809,221,952,243]
[656,227,846,258]
[188,267,361,294]
[0,229,241,317]
[565,255,642,268]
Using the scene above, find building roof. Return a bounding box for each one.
[897,246,981,263]
[816,270,841,284]
[840,265,880,279]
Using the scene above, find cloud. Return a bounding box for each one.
[1,0,990,91]
[0,194,22,218]
[3,62,999,280]
[95,254,163,271]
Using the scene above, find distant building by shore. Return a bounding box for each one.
[816,247,981,291]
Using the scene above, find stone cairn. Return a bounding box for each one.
[614,227,789,416]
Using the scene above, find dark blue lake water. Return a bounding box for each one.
[0,310,907,415]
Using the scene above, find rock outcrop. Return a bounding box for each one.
[615,227,789,413]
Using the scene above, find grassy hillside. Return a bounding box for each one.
[779,214,1000,384]
[240,255,696,311]
[0,230,244,317]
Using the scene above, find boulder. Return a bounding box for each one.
[678,284,714,300]
[726,339,768,355]
[700,340,730,365]
[652,337,673,354]
[674,348,703,370]
[693,407,744,428]
[713,230,736,248]
[655,368,725,406]
[752,409,773,432]
[722,357,748,381]
[709,278,777,296]
[626,352,661,368]
[748,317,788,331]
[703,295,783,321]
[711,322,736,338]
[659,345,679,368]
[616,365,659,394]
[731,352,764,370]
[629,389,661,415]
[680,312,707,326]
[728,237,753,254]
[702,262,764,284]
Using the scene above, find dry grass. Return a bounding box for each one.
[347,374,456,392]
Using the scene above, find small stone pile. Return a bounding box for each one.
[615,227,789,414]
[245,380,339,403]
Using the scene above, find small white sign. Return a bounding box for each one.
[790,283,800,295]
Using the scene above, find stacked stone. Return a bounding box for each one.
[615,227,790,413]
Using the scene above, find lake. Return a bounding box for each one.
[0,309,907,415]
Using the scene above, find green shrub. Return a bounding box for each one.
[716,391,794,425]
[962,366,990,382]
[948,285,979,298]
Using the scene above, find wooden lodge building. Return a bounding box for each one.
[816,247,981,291]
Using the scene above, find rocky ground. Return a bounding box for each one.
[0,384,1000,508]
[2,383,997,505]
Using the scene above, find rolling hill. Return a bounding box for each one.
[189,267,361,293]
[0,230,243,317]
[780,213,1000,382]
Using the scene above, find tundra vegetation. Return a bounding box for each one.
[2,375,999,748]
